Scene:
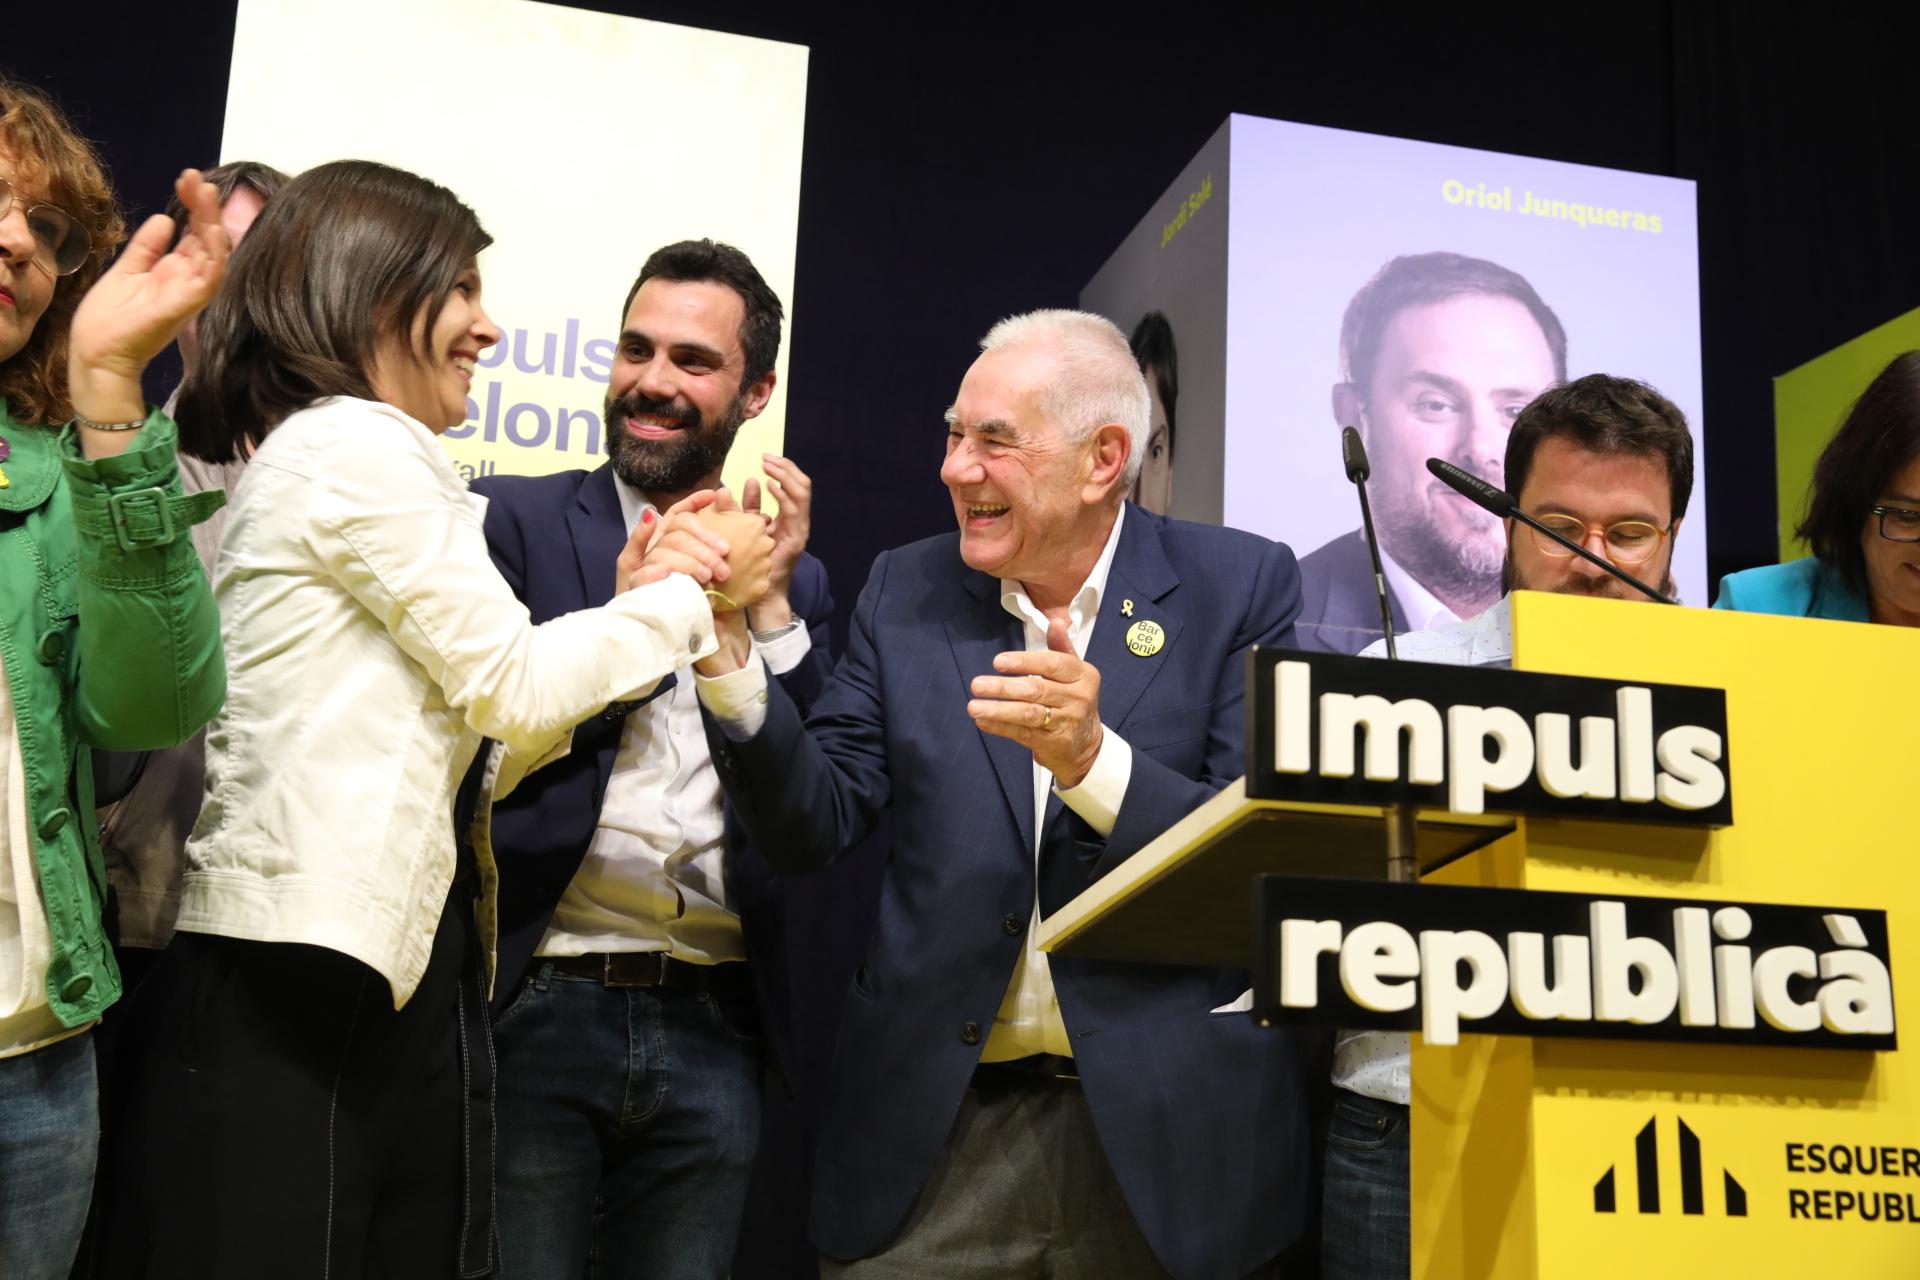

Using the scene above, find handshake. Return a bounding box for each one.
[619,488,777,611]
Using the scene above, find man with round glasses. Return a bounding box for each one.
[1322,372,1694,1280]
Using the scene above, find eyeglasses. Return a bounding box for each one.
[1525,513,1672,566]
[1871,504,1920,544]
[0,176,91,277]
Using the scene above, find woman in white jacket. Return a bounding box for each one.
[97,159,770,1278]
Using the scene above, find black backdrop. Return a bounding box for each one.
[19,1,1920,626]
[15,1,1920,1274]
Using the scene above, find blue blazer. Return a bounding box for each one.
[1294,528,1407,654]
[469,465,833,1074]
[1713,556,1871,622]
[704,506,1324,1280]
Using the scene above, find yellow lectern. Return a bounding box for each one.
[1039,592,1919,1278]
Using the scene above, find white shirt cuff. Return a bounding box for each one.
[756,619,812,677]
[694,655,771,742]
[1052,724,1131,838]
[607,572,718,699]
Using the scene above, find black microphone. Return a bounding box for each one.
[1424,458,1678,605]
[1341,426,1397,659]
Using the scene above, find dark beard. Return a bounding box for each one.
[604,388,747,494]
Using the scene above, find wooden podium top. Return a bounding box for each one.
[1034,779,1513,969]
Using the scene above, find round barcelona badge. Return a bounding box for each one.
[1124,619,1165,658]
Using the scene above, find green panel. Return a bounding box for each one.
[1773,305,1920,560]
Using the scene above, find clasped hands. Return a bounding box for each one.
[968,617,1104,789]
[619,488,775,612]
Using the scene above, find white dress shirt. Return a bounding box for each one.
[537,478,812,964]
[180,398,718,1005]
[1333,596,1514,1105]
[696,506,1137,1060]
[0,672,83,1058]
[977,505,1133,1061]
[1381,550,1466,633]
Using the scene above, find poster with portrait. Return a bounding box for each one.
[1084,115,1704,651]
[221,0,808,491]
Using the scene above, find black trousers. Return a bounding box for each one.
[98,889,495,1279]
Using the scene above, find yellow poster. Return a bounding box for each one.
[1414,594,1920,1277]
[221,0,807,490]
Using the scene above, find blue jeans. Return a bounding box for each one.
[493,961,762,1280]
[0,1032,98,1280]
[1321,1087,1409,1280]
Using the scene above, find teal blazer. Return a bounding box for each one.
[1713,556,1870,622]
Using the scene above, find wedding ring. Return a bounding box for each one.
[1041,706,1053,731]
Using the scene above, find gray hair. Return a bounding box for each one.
[977,309,1152,491]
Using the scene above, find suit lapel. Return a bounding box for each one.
[964,508,1187,851]
[1084,508,1183,736]
[948,571,1037,856]
[566,465,629,611]
[1038,508,1182,850]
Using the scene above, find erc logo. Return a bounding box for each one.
[1594,1116,1747,1218]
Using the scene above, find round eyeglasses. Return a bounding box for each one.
[1870,504,1920,544]
[0,176,91,277]
[1525,513,1672,566]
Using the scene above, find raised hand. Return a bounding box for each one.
[68,169,231,428]
[968,617,1104,788]
[740,453,812,631]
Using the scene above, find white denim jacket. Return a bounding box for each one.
[177,397,716,1006]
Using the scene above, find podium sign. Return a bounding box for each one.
[1252,875,1895,1051]
[1038,591,1917,1276]
[1245,648,1734,822]
[1410,593,1920,1278]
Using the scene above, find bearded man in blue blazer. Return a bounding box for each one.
[692,309,1321,1280]
[471,240,832,1280]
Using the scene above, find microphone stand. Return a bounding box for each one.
[1342,427,1418,883]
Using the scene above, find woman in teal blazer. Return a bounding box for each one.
[1716,351,1920,627]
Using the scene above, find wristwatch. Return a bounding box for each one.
[751,619,802,643]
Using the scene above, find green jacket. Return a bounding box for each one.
[0,399,225,1028]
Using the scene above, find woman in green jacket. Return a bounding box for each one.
[0,77,227,1279]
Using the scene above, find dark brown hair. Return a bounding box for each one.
[1340,251,1568,393]
[1504,373,1695,520]
[0,75,126,426]
[621,239,783,387]
[1130,310,1177,457]
[176,159,491,461]
[1795,351,1920,594]
[162,159,290,250]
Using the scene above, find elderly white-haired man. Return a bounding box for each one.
[693,309,1322,1279]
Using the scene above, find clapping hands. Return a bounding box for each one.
[68,169,231,431]
[969,617,1105,788]
[740,454,812,630]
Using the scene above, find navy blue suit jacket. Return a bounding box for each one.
[469,464,832,1076]
[704,506,1324,1280]
[1294,527,1408,654]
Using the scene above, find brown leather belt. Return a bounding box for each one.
[545,952,751,996]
